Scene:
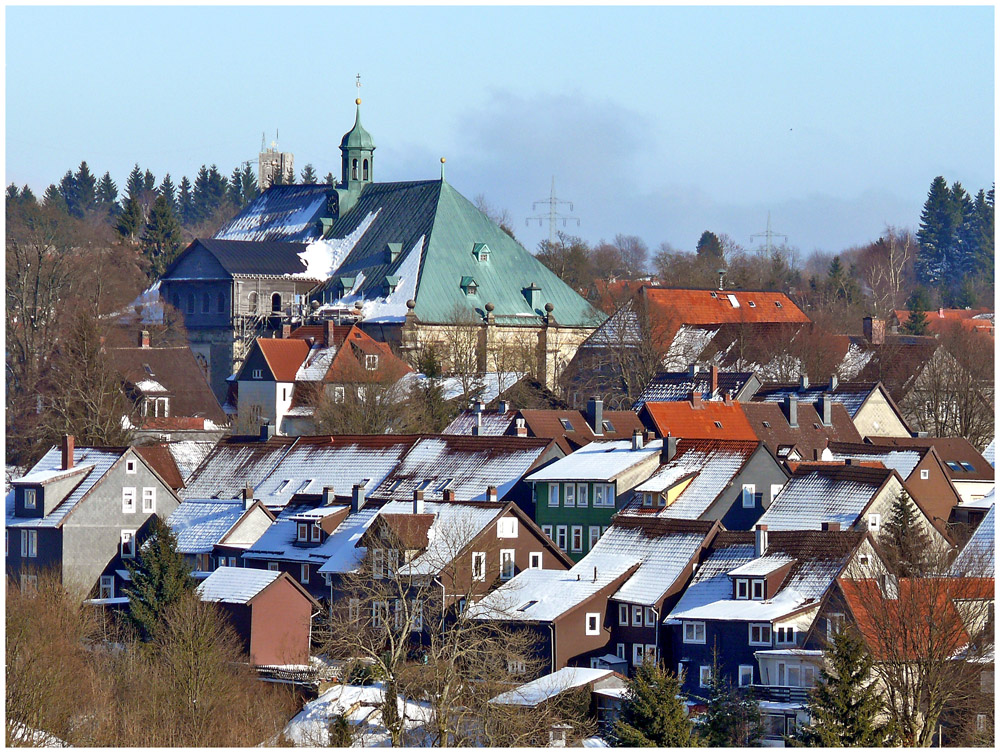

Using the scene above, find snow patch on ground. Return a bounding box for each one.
[291,210,380,280]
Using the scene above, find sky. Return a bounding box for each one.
[5,5,995,258]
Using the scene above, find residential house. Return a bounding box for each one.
[890,307,995,338]
[867,436,994,508]
[665,527,877,742]
[6,435,181,597]
[197,566,319,667]
[756,461,950,544]
[950,502,994,577]
[167,496,275,575]
[751,377,911,439]
[525,433,664,559]
[180,432,297,501]
[740,398,863,461]
[470,517,719,675]
[618,438,788,531]
[631,366,759,411]
[637,397,758,442]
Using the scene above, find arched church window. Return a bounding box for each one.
[248,292,258,314]
[271,293,282,312]
[363,159,369,181]
[352,159,358,180]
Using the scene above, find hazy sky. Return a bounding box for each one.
[5,5,994,257]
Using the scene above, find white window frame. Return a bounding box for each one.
[556,526,567,550]
[594,483,616,508]
[739,664,754,687]
[122,487,136,514]
[751,579,765,600]
[297,523,309,542]
[867,513,882,532]
[776,626,796,645]
[472,551,486,581]
[141,487,156,513]
[644,607,656,627]
[770,483,784,503]
[571,525,583,552]
[23,488,37,510]
[21,529,38,558]
[125,460,136,474]
[749,622,772,646]
[683,621,706,644]
[500,549,515,580]
[742,483,756,509]
[333,385,345,403]
[497,517,518,538]
[228,556,237,567]
[585,612,601,636]
[577,483,589,507]
[699,665,713,688]
[564,483,576,508]
[920,469,929,480]
[121,530,136,559]
[541,524,553,540]
[268,561,279,572]
[252,368,263,380]
[365,354,379,371]
[300,563,310,584]
[311,523,322,542]
[20,573,38,592]
[619,604,629,626]
[372,601,388,629]
[528,552,542,569]
[736,578,749,599]
[99,575,114,599]
[616,643,626,660]
[827,612,845,642]
[632,605,643,627]
[588,525,601,551]
[633,643,644,666]
[547,484,559,508]
[372,548,384,579]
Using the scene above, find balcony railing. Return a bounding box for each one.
[750,684,810,705]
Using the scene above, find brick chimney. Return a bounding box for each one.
[351,484,365,514]
[61,435,74,470]
[514,418,528,437]
[755,524,768,558]
[710,365,719,397]
[486,485,498,502]
[413,489,425,514]
[443,489,456,502]
[690,391,703,409]
[723,391,733,406]
[863,316,885,346]
[281,324,292,339]
[325,319,337,347]
[586,397,604,436]
[821,522,841,532]
[139,330,150,348]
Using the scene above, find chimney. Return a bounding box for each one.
[486,485,498,502]
[755,524,768,558]
[690,391,703,408]
[473,400,484,414]
[879,573,899,600]
[260,422,276,441]
[645,430,656,444]
[799,374,809,390]
[862,316,885,346]
[514,417,528,437]
[443,489,456,502]
[785,394,798,428]
[593,566,598,583]
[322,485,336,506]
[819,393,832,427]
[242,485,254,509]
[586,397,604,435]
[632,429,644,450]
[139,330,150,348]
[61,435,74,471]
[351,484,365,514]
[325,319,336,347]
[413,489,425,514]
[281,324,292,339]
[710,365,719,397]
[723,391,733,406]
[813,448,821,461]
[498,400,509,414]
[688,363,698,377]
[821,521,841,532]
[472,412,482,436]
[938,307,944,318]
[662,433,678,464]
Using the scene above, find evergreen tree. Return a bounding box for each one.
[192,165,212,224]
[700,663,762,746]
[240,165,259,205]
[300,163,318,184]
[58,170,77,214]
[125,164,145,203]
[142,193,184,277]
[796,629,894,746]
[949,181,976,281]
[177,176,196,226]
[916,177,954,288]
[695,230,724,259]
[6,183,20,205]
[72,161,97,217]
[973,186,994,286]
[902,287,931,335]
[125,517,196,641]
[612,663,697,747]
[285,166,296,184]
[323,171,335,185]
[228,166,244,208]
[20,185,37,206]
[158,174,178,216]
[116,196,145,240]
[143,168,156,194]
[43,183,68,213]
[96,171,119,217]
[879,491,932,576]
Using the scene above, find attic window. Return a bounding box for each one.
[473,243,491,262]
[714,421,723,429]
[387,479,405,493]
[142,363,154,376]
[517,600,538,612]
[365,354,379,370]
[417,479,434,491]
[460,276,479,296]
[274,480,291,495]
[775,301,783,308]
[748,301,756,308]
[727,294,740,308]
[960,462,975,472]
[435,478,454,493]
[762,421,770,428]
[295,479,314,494]
[710,291,718,298]
[602,420,615,433]
[559,418,574,431]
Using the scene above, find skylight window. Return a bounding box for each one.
[559,418,574,431]
[143,363,154,376]
[296,479,314,494]
[762,421,770,428]
[387,479,405,493]
[710,291,718,298]
[417,479,434,491]
[435,478,454,493]
[517,600,538,612]
[960,462,975,472]
[748,301,756,308]
[602,420,615,433]
[727,294,740,308]
[714,421,723,429]
[274,480,291,495]
[774,301,783,308]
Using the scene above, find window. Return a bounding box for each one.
[541,524,553,540]
[556,526,567,550]
[751,579,765,600]
[683,621,706,644]
[576,483,589,508]
[739,665,753,687]
[633,644,645,667]
[787,665,801,687]
[348,598,360,622]
[736,578,749,599]
[141,487,156,513]
[827,612,845,641]
[770,483,784,503]
[748,300,756,308]
[529,552,542,569]
[742,484,756,509]
[803,665,816,687]
[121,530,136,559]
[920,469,929,480]
[497,518,518,538]
[714,421,723,429]
[644,608,655,627]
[372,601,389,629]
[699,665,713,688]
[125,460,136,474]
[588,526,601,551]
[311,523,322,542]
[268,562,279,572]
[507,659,526,675]
[594,483,615,507]
[559,418,574,431]
[616,643,626,660]
[776,626,796,644]
[227,556,236,567]
[602,420,615,433]
[20,574,38,593]
[632,605,643,627]
[564,483,575,508]
[364,354,379,370]
[271,293,281,312]
[867,513,881,533]
[500,549,515,580]
[252,369,263,380]
[297,523,309,542]
[21,530,38,558]
[122,487,136,514]
[362,159,369,181]
[749,623,772,646]
[351,159,358,180]
[23,488,36,510]
[571,526,583,552]
[586,612,601,636]
[99,576,114,599]
[619,604,630,626]
[548,484,560,507]
[472,552,486,581]
[300,564,310,584]
[412,599,423,631]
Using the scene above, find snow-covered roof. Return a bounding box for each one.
[214,185,331,243]
[951,503,994,576]
[197,566,283,604]
[525,439,662,483]
[756,466,892,531]
[180,438,294,500]
[490,667,616,707]
[984,439,995,468]
[442,409,518,437]
[727,554,796,578]
[399,371,525,405]
[166,440,219,482]
[314,506,382,574]
[167,499,248,554]
[828,446,923,479]
[245,503,355,567]
[296,344,338,381]
[6,447,125,528]
[11,464,94,486]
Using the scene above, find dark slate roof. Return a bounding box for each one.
[867,437,994,481]
[752,381,877,418]
[214,184,332,243]
[190,238,313,277]
[633,371,758,409]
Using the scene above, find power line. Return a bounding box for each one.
[750,211,788,255]
[526,176,579,247]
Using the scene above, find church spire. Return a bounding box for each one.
[340,83,375,189]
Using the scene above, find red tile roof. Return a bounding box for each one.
[256,339,310,382]
[135,444,185,490]
[639,401,757,441]
[642,287,810,326]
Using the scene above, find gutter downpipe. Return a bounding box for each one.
[549,622,557,674]
[653,606,661,666]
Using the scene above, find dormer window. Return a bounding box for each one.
[311,523,322,542]
[473,243,491,263]
[385,243,402,264]
[383,276,399,296]
[297,523,309,542]
[642,492,654,508]
[736,578,749,599]
[751,579,765,600]
[23,488,37,510]
[365,354,379,370]
[460,276,479,296]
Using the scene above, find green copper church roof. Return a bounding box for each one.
[340,102,375,150]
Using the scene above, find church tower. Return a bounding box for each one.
[340,98,375,190]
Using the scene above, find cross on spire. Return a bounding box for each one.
[356,73,361,95]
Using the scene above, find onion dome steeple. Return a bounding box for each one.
[340,97,375,189]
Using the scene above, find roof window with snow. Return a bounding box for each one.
[727,294,740,308]
[384,243,402,264]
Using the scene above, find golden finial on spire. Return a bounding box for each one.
[440,157,446,180]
